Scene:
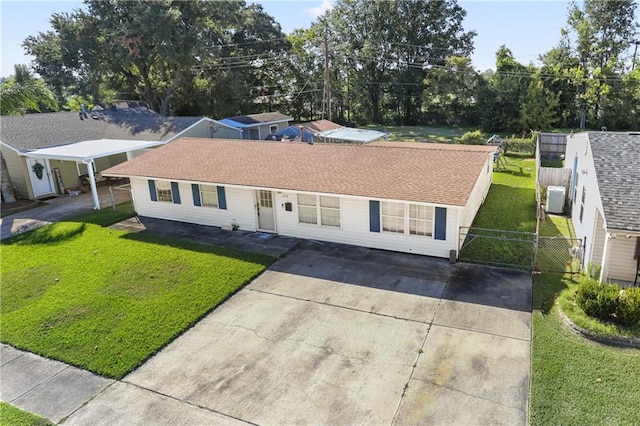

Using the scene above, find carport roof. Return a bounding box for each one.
[104,138,495,206]
[24,139,164,162]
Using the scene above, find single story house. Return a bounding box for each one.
[265,119,343,142]
[0,107,240,209]
[103,139,496,258]
[264,119,389,144]
[219,112,292,140]
[564,132,640,283]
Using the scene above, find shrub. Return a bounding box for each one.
[576,278,619,322]
[455,130,487,145]
[503,138,535,156]
[617,287,640,327]
[576,277,640,327]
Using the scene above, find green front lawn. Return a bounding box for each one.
[1,221,273,379]
[0,403,54,426]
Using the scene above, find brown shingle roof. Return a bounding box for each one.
[104,138,494,206]
[299,119,343,134]
[369,140,498,152]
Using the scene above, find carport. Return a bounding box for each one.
[23,139,163,210]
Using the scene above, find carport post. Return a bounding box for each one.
[84,159,100,210]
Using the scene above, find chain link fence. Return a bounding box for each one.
[536,235,584,274]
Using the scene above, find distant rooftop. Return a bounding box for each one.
[317,127,390,144]
[219,112,293,128]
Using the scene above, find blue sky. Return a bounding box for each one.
[0,0,578,78]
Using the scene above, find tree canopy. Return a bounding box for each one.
[17,0,640,132]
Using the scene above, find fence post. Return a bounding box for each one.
[532,233,539,272]
[109,186,115,211]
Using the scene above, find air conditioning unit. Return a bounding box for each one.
[546,186,566,214]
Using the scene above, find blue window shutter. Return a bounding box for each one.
[171,182,181,204]
[191,184,201,206]
[369,200,380,232]
[148,180,157,202]
[435,207,447,240]
[217,186,227,210]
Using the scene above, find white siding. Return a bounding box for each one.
[591,212,606,266]
[564,134,606,269]
[275,191,459,258]
[605,235,639,283]
[1,146,30,198]
[130,178,257,231]
[460,153,493,229]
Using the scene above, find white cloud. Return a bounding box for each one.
[305,0,334,19]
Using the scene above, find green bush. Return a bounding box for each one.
[455,130,487,145]
[503,138,535,156]
[576,277,640,327]
[618,287,640,326]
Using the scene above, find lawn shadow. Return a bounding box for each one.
[118,231,275,267]
[2,222,87,246]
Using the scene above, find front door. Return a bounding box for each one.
[256,190,275,232]
[27,158,55,197]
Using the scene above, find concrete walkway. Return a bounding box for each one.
[1,186,131,240]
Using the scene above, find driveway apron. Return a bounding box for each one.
[64,241,532,425]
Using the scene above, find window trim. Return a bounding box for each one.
[296,193,341,228]
[380,201,435,238]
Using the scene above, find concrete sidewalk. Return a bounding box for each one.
[0,345,114,424]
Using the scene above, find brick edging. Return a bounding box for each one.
[559,309,640,349]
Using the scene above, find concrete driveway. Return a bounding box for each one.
[66,241,532,425]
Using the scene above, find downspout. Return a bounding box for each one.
[83,159,100,210]
[599,231,614,282]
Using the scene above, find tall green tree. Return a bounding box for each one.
[0,65,58,115]
[324,0,475,125]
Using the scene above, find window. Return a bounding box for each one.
[200,184,218,207]
[382,202,404,233]
[409,205,433,236]
[269,124,278,134]
[580,187,586,222]
[297,194,340,227]
[156,180,173,203]
[320,196,340,227]
[297,194,317,224]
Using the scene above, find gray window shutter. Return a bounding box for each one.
[191,184,201,206]
[148,180,157,202]
[217,186,227,210]
[369,200,380,232]
[171,182,181,204]
[435,207,447,240]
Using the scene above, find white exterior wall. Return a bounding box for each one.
[129,176,461,258]
[274,191,459,258]
[564,134,605,269]
[130,177,257,231]
[460,153,493,229]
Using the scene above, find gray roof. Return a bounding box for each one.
[221,112,292,127]
[0,107,203,151]
[589,132,640,232]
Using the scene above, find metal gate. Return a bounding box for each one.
[535,235,584,274]
[459,227,537,270]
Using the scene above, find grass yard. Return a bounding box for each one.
[0,402,54,426]
[531,214,640,424]
[459,154,537,267]
[0,221,273,379]
[364,124,473,142]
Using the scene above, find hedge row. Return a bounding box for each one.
[576,277,640,327]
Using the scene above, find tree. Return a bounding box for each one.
[324,0,475,124]
[0,65,58,115]
[519,77,560,131]
[423,55,480,125]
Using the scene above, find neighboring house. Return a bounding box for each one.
[0,107,240,208]
[564,132,640,283]
[265,119,389,145]
[219,112,292,140]
[265,119,342,142]
[103,138,496,259]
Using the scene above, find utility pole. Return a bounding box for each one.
[323,29,332,122]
